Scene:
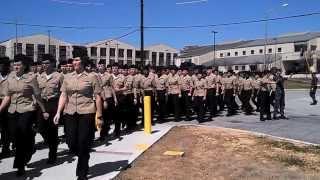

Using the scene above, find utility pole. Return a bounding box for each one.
[15,18,18,56]
[140,0,144,66]
[212,31,218,68]
[48,30,51,54]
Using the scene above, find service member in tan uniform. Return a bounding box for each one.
[206,67,219,119]
[98,62,116,141]
[251,73,261,112]
[239,72,254,115]
[37,54,64,164]
[123,65,136,131]
[221,70,237,116]
[192,71,207,123]
[140,67,156,122]
[259,71,272,121]
[179,67,193,121]
[53,57,103,179]
[0,54,49,176]
[112,64,126,138]
[155,67,168,122]
[167,66,181,121]
[0,57,12,158]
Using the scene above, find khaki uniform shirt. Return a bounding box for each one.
[260,77,270,91]
[242,78,253,91]
[100,72,113,99]
[168,74,181,95]
[155,74,168,91]
[113,74,126,94]
[0,74,8,100]
[221,76,235,90]
[140,74,156,91]
[4,72,41,113]
[124,74,134,95]
[206,74,218,89]
[60,71,102,115]
[252,78,260,89]
[179,75,193,92]
[193,78,207,97]
[37,72,64,100]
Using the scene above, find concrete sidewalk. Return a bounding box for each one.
[0,124,172,180]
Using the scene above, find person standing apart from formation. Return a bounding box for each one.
[310,72,318,105]
[0,54,49,176]
[53,57,103,180]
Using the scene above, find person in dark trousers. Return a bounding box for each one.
[167,66,182,121]
[273,69,287,119]
[155,67,169,122]
[53,57,103,180]
[0,56,12,159]
[310,72,318,105]
[192,71,207,123]
[240,72,254,115]
[179,67,193,121]
[0,54,49,176]
[205,68,219,119]
[222,71,237,116]
[37,54,64,164]
[259,72,272,121]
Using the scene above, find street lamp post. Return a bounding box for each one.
[264,3,288,71]
[212,31,218,68]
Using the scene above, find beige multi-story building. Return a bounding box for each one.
[86,39,179,66]
[0,34,179,66]
[178,32,320,74]
[0,34,73,62]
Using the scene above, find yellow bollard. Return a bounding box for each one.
[144,96,152,134]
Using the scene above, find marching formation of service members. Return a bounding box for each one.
[0,54,288,179]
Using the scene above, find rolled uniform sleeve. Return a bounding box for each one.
[30,76,41,97]
[91,75,102,96]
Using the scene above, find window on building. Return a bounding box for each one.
[277,47,282,53]
[49,45,56,59]
[227,52,231,56]
[26,44,34,59]
[110,48,115,57]
[311,45,317,51]
[268,48,272,53]
[294,42,307,52]
[118,60,124,65]
[235,66,238,70]
[127,60,132,65]
[159,52,164,66]
[173,53,178,65]
[0,46,6,57]
[220,53,223,57]
[242,51,246,55]
[100,48,106,57]
[152,52,157,66]
[259,49,263,54]
[135,50,141,58]
[37,44,45,61]
[242,66,245,71]
[118,49,124,58]
[14,43,23,55]
[91,47,97,57]
[127,49,132,58]
[109,59,115,65]
[235,52,238,56]
[251,50,255,55]
[166,53,171,66]
[59,46,67,61]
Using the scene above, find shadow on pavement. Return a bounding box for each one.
[88,160,129,179]
[0,150,75,180]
